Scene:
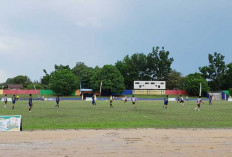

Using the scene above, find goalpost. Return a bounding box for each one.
[199,82,202,96]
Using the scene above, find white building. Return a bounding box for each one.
[134,81,166,90]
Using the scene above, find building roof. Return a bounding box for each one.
[8,84,23,89]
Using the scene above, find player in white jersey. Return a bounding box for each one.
[180,95,184,107]
[131,95,136,108]
[4,94,7,108]
[124,96,128,103]
[195,96,204,111]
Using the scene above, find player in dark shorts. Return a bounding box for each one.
[209,95,212,105]
[4,94,8,108]
[55,96,60,108]
[92,94,96,106]
[195,96,204,111]
[131,95,136,108]
[124,96,128,103]
[29,94,33,112]
[110,95,113,108]
[12,95,16,109]
[176,96,180,103]
[163,95,168,109]
[180,95,184,107]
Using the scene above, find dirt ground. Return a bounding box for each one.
[0,129,232,157]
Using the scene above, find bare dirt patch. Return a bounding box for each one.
[0,129,232,157]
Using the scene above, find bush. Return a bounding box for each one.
[229,88,232,97]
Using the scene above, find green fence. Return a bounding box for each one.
[40,89,56,95]
[40,89,76,96]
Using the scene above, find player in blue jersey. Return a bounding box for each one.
[12,95,16,109]
[29,94,33,112]
[163,95,168,109]
[92,94,96,106]
[209,95,212,105]
[55,95,60,108]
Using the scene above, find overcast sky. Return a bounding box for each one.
[0,0,232,82]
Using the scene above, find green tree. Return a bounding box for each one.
[184,73,210,96]
[50,69,80,96]
[147,46,174,81]
[90,65,125,94]
[41,69,51,89]
[54,64,70,71]
[166,70,185,90]
[26,83,44,89]
[7,75,32,88]
[199,52,226,91]
[115,53,149,89]
[221,63,232,90]
[72,62,94,89]
[41,65,71,89]
[229,88,232,97]
[2,78,14,88]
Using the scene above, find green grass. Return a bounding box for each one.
[0,100,231,130]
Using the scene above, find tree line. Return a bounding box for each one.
[1,47,231,96]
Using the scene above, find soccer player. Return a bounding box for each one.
[176,96,180,103]
[209,95,212,105]
[186,96,189,101]
[29,94,33,112]
[12,95,16,109]
[163,95,168,109]
[55,96,60,108]
[195,96,204,111]
[131,95,136,108]
[180,95,184,107]
[110,95,113,108]
[124,96,128,103]
[16,95,20,101]
[4,94,7,108]
[92,94,96,106]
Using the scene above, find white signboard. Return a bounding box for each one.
[0,115,22,131]
[1,98,12,102]
[168,98,176,101]
[86,97,97,101]
[134,81,166,90]
[228,98,232,102]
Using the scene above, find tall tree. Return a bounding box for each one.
[184,73,210,96]
[72,62,94,89]
[6,75,32,88]
[54,64,70,71]
[90,65,125,95]
[50,69,80,96]
[221,62,232,89]
[41,69,51,89]
[147,46,174,81]
[166,70,184,90]
[115,53,149,89]
[199,52,226,91]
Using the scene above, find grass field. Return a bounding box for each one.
[0,99,232,130]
